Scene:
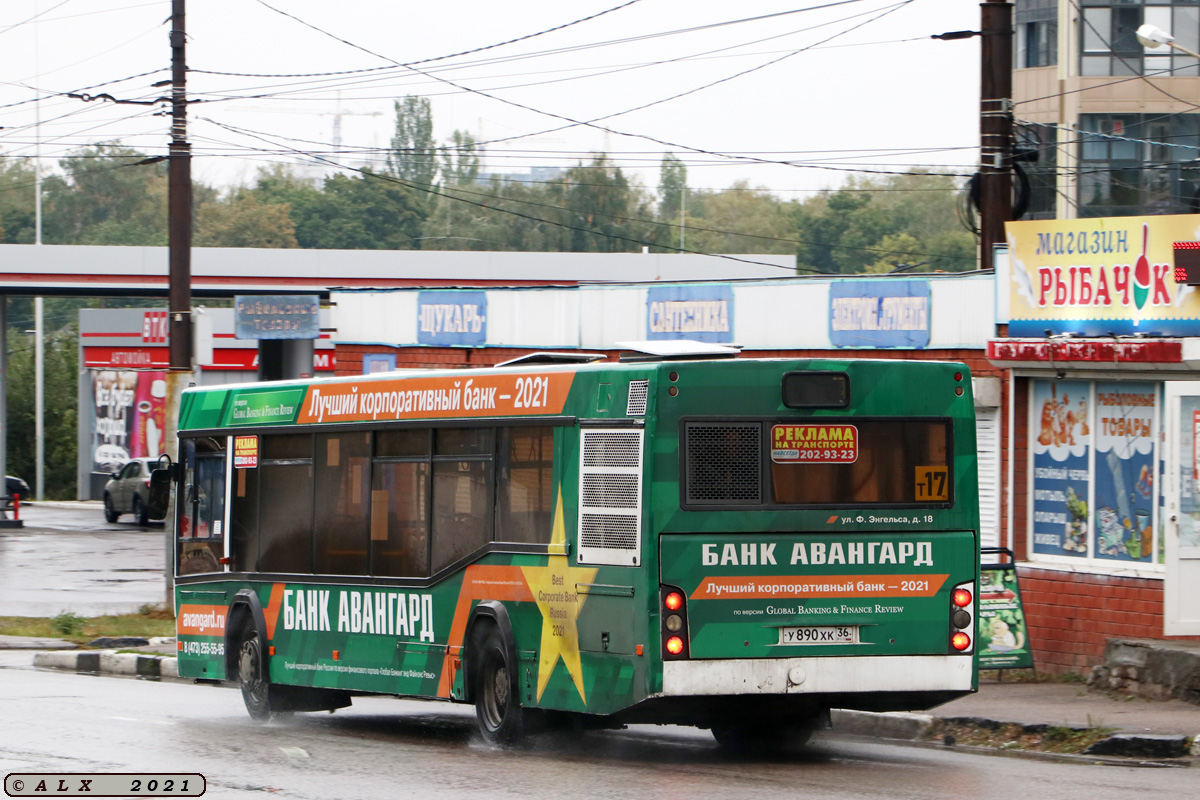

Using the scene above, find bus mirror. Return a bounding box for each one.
[146,468,172,520]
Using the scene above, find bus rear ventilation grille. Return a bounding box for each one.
[685,423,762,505]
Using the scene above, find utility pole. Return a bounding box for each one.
[979,0,1014,272]
[164,0,193,606]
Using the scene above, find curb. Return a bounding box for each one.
[34,650,179,680]
[832,708,1194,762]
[832,709,934,740]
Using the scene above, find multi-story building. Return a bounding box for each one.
[1015,0,1200,219]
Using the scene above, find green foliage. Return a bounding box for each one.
[563,155,655,253]
[658,152,687,222]
[794,171,976,274]
[5,306,82,500]
[51,612,85,636]
[0,153,38,243]
[41,143,169,245]
[387,95,438,202]
[440,130,480,188]
[682,180,797,256]
[12,133,975,270]
[0,610,176,643]
[195,191,298,248]
[251,165,424,250]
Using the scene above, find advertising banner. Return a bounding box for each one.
[1005,214,1200,336]
[1176,399,1200,549]
[92,370,167,473]
[645,284,734,343]
[1092,382,1157,562]
[1030,380,1091,558]
[417,290,487,346]
[828,279,930,348]
[977,557,1035,671]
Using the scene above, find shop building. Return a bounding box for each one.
[990,213,1200,670]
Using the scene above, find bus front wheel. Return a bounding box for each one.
[237,628,276,722]
[474,627,524,745]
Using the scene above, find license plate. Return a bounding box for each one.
[778,625,858,645]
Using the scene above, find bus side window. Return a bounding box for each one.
[371,429,430,578]
[231,458,259,573]
[178,437,226,576]
[431,428,494,573]
[257,434,314,574]
[314,432,370,576]
[496,427,555,544]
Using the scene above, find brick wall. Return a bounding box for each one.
[1014,567,1199,674]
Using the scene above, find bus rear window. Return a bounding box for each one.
[685,418,951,508]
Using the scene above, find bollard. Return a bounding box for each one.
[12,493,18,520]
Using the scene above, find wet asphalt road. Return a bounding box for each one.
[2,655,1196,800]
[0,503,168,616]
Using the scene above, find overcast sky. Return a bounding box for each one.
[0,0,982,198]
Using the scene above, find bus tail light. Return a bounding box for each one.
[948,579,975,654]
[660,585,690,659]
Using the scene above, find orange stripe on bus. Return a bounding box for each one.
[263,583,286,640]
[689,574,950,600]
[436,564,534,698]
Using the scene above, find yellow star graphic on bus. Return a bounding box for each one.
[521,490,598,705]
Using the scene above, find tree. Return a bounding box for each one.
[563,155,655,252]
[0,153,37,243]
[658,152,687,221]
[683,180,796,256]
[793,171,977,274]
[440,130,480,187]
[41,143,169,245]
[250,164,424,249]
[386,96,438,195]
[6,319,80,499]
[195,192,298,248]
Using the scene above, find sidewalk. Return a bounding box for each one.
[934,678,1200,735]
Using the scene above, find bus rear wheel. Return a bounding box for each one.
[474,628,524,745]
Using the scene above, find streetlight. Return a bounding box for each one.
[1137,23,1200,59]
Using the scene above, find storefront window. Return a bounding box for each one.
[1030,379,1161,567]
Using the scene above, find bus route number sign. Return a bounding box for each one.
[770,424,858,464]
[914,466,949,501]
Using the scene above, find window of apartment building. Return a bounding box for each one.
[1077,113,1200,216]
[1017,20,1058,68]
[1020,123,1060,218]
[1080,0,1200,77]
[1016,0,1059,67]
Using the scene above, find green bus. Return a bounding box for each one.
[171,351,979,747]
